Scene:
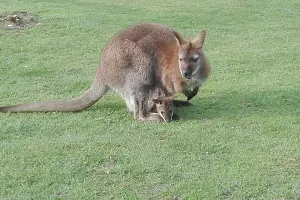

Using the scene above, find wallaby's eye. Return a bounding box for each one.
[161,111,165,114]
[190,57,198,62]
[179,58,183,62]
[190,54,200,62]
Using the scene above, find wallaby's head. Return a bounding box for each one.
[174,30,206,79]
[152,97,174,122]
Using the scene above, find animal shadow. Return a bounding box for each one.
[174,89,299,121]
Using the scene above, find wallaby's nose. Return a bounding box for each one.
[183,71,191,79]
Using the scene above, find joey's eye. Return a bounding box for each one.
[161,111,165,114]
[179,58,183,62]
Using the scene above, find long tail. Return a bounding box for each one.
[0,78,109,113]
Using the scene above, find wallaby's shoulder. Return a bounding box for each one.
[107,23,179,54]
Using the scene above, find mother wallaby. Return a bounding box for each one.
[0,23,210,121]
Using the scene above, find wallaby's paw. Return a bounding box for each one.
[172,100,193,107]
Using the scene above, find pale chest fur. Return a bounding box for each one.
[186,74,207,90]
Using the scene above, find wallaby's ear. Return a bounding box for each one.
[152,98,162,104]
[191,30,206,49]
[173,31,188,46]
[167,96,174,102]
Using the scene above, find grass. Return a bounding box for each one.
[1,0,300,199]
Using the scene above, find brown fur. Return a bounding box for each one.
[159,44,188,94]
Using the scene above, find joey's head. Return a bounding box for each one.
[152,97,174,122]
[174,30,206,79]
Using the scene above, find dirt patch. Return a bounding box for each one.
[0,11,40,30]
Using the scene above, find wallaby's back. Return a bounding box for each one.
[99,23,187,93]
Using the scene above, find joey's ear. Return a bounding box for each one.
[173,31,188,46]
[191,30,206,49]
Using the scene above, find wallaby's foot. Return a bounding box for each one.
[172,100,193,107]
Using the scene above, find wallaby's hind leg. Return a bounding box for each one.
[136,97,148,121]
[123,93,135,115]
[129,96,144,120]
[133,98,140,120]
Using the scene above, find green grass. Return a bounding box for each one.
[1,0,300,199]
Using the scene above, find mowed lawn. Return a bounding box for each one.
[1,0,300,199]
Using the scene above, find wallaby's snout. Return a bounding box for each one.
[160,111,173,122]
[183,69,192,79]
[179,60,193,79]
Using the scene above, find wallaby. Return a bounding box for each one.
[150,96,174,122]
[0,23,210,120]
[132,85,174,122]
[172,30,211,106]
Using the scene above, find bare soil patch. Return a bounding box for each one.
[0,11,40,30]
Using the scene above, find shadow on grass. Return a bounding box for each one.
[82,88,299,122]
[175,88,300,121]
